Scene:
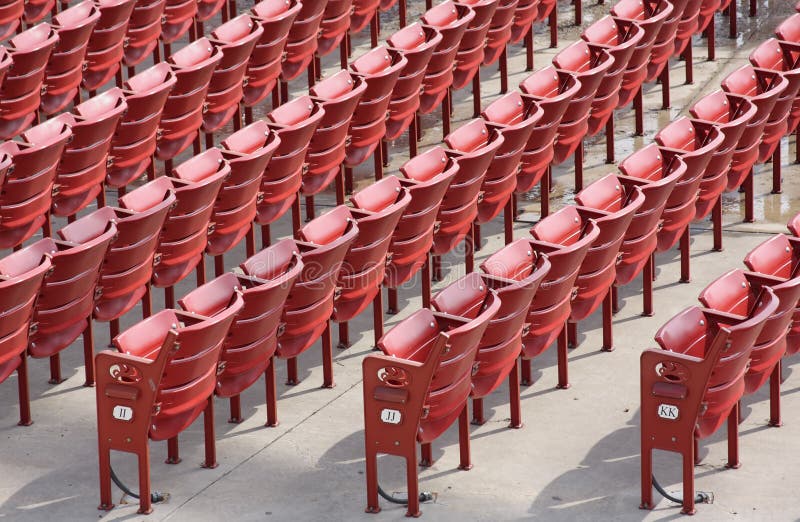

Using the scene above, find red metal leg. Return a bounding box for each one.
[466,228,475,274]
[265,359,279,426]
[260,223,271,249]
[335,165,345,205]
[680,228,690,283]
[549,8,557,48]
[640,443,653,510]
[321,321,334,388]
[575,141,584,192]
[726,401,740,469]
[769,360,782,427]
[165,286,175,309]
[83,323,95,386]
[422,255,432,309]
[345,166,353,195]
[306,196,315,222]
[229,395,243,424]
[110,319,119,343]
[575,0,581,25]
[661,66,670,109]
[472,71,481,118]
[634,88,644,136]
[374,143,383,181]
[508,358,523,428]
[98,444,114,511]
[166,435,180,464]
[601,290,613,351]
[521,357,532,386]
[136,449,153,514]
[708,14,715,61]
[49,353,63,384]
[525,27,534,71]
[713,198,723,251]
[373,289,383,348]
[643,256,654,316]
[681,444,696,514]
[457,404,472,470]
[404,453,420,517]
[338,321,350,349]
[409,116,418,158]
[292,197,301,238]
[286,357,299,385]
[387,287,398,314]
[744,168,754,222]
[567,320,577,348]
[399,0,406,27]
[365,447,381,514]
[749,0,755,16]
[443,90,451,138]
[773,147,782,194]
[557,325,570,389]
[420,442,433,467]
[684,44,693,85]
[541,166,551,217]
[611,285,619,313]
[504,198,514,244]
[471,397,485,425]
[729,0,737,38]
[17,353,32,426]
[201,396,218,468]
[215,255,224,277]
[500,46,508,93]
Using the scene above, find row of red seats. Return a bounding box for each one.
[640,210,800,513]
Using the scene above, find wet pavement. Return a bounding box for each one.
[3,1,800,521]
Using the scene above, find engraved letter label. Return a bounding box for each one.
[113,405,134,422]
[380,408,402,424]
[658,404,679,420]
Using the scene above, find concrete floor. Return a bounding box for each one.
[3,1,800,520]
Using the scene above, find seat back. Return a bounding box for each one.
[27,212,116,358]
[0,244,51,381]
[113,289,243,441]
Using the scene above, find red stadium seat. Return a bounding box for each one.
[25,212,117,386]
[451,0,498,115]
[83,0,136,92]
[617,145,687,314]
[345,46,407,181]
[645,0,683,108]
[22,0,53,24]
[0,0,22,41]
[0,24,58,139]
[518,66,581,217]
[256,95,325,242]
[351,0,381,36]
[0,245,51,426]
[124,0,166,68]
[419,1,475,137]
[305,69,367,216]
[199,240,302,426]
[334,176,411,349]
[610,0,672,135]
[318,0,352,61]
[203,14,264,135]
[581,15,644,162]
[280,0,327,82]
[107,63,177,190]
[552,40,614,191]
[96,280,243,515]
[518,211,601,388]
[750,38,800,137]
[197,0,226,22]
[43,1,101,115]
[0,119,72,248]
[208,120,281,266]
[653,117,724,282]
[156,38,223,162]
[385,22,443,155]
[161,0,197,44]
[433,119,504,272]
[571,177,645,351]
[700,269,800,428]
[386,147,458,309]
[93,184,176,335]
[243,0,301,110]
[484,0,517,68]
[363,290,500,516]
[745,233,800,358]
[272,206,358,387]
[468,255,550,426]
[144,150,230,308]
[640,290,778,515]
[51,88,127,217]
[478,92,543,240]
[688,91,756,250]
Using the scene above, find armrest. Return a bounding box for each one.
[702,308,748,325]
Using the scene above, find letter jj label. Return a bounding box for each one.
[113,405,134,422]
[657,404,679,420]
[380,409,402,425]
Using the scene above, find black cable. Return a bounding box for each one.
[377,484,435,505]
[652,475,713,505]
[110,466,167,503]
